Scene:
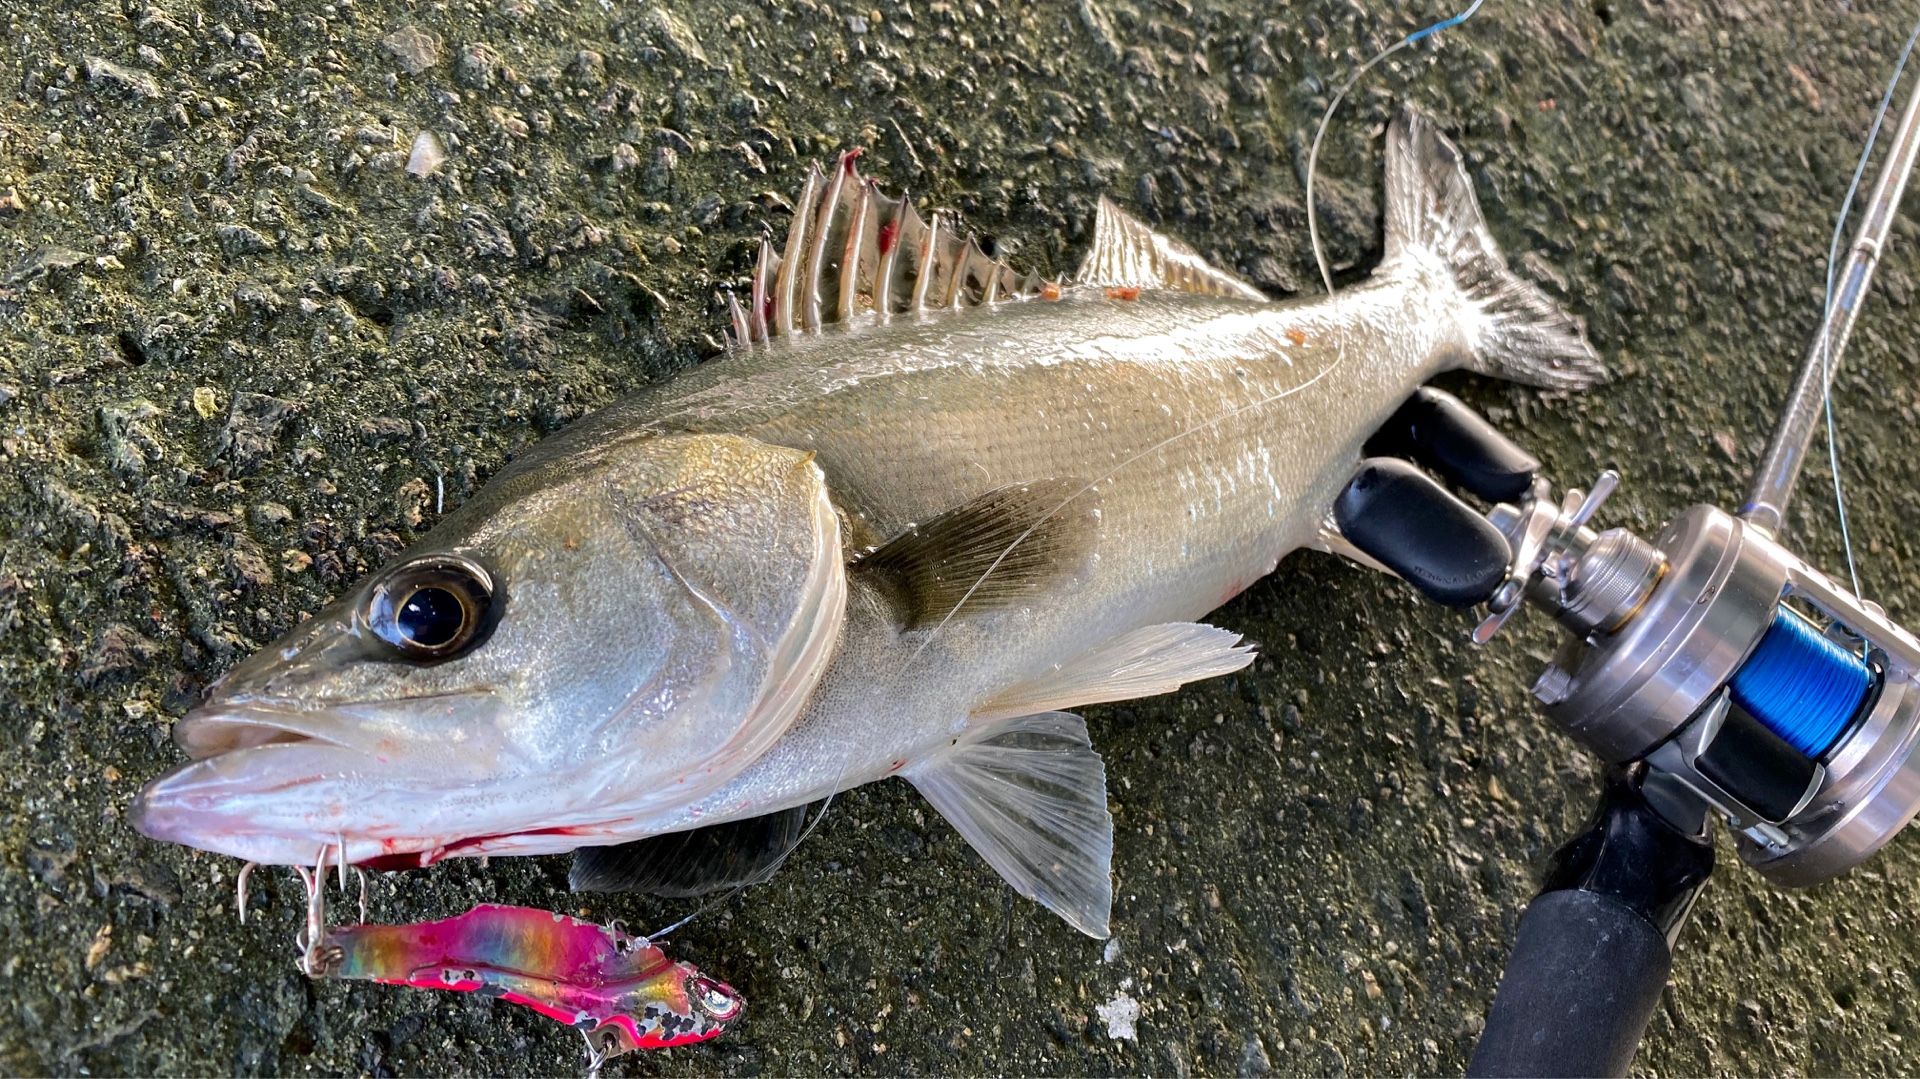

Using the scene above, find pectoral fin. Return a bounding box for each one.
[853,480,1097,629]
[902,711,1113,938]
[568,805,812,898]
[973,621,1257,723]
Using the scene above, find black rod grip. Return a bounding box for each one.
[1471,769,1712,1079]
[1467,890,1670,1078]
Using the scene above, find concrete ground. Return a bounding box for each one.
[6,0,1920,1073]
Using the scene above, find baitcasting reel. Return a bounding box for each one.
[1336,384,1920,1077]
[1340,388,1920,890]
[1480,472,1920,888]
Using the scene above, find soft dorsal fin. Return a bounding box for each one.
[727,153,1050,349]
[974,621,1257,722]
[852,480,1097,630]
[902,711,1113,938]
[1077,197,1267,300]
[568,805,811,898]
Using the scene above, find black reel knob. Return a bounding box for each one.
[1366,387,1541,502]
[1334,457,1513,608]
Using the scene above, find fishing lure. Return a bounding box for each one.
[285,853,742,1069]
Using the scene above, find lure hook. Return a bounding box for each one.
[292,844,342,977]
[235,860,259,925]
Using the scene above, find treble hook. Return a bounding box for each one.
[235,861,259,925]
[580,1028,612,1079]
[292,844,337,977]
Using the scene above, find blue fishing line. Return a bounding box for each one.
[1815,12,1920,608]
[1406,1,1484,44]
[1729,607,1874,758]
[1306,0,1487,295]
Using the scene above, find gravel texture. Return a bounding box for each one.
[6,0,1920,1074]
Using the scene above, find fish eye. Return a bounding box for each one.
[367,555,497,661]
[688,975,742,1021]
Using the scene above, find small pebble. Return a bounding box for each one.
[406,131,446,177]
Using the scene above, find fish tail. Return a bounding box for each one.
[1383,108,1605,390]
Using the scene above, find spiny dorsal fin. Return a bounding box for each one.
[568,805,811,898]
[727,152,1054,349]
[853,479,1097,630]
[1077,196,1267,301]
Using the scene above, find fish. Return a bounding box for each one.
[132,110,1602,939]
[304,902,743,1061]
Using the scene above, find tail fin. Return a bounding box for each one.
[1384,109,1605,390]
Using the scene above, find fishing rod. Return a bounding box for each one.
[1331,62,1920,1079]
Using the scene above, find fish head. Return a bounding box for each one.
[133,433,847,866]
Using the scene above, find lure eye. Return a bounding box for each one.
[367,555,497,661]
[688,975,743,1021]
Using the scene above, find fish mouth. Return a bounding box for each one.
[135,699,445,864]
[133,692,561,866]
[130,738,387,864]
[173,702,351,759]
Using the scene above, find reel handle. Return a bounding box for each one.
[1334,387,1538,609]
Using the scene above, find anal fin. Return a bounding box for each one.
[974,622,1257,723]
[902,711,1112,938]
[568,805,811,898]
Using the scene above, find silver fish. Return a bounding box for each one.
[133,112,1601,937]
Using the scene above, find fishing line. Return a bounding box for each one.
[1814,11,1920,605]
[1306,0,1486,296]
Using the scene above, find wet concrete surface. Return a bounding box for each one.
[6,0,1920,1073]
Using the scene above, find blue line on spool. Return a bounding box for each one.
[1728,607,1874,758]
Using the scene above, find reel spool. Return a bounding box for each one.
[1482,483,1920,886]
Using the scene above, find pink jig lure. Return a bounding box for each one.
[304,903,744,1063]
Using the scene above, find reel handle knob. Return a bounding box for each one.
[1334,458,1512,608]
[1366,387,1542,502]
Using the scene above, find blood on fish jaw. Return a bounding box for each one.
[354,851,434,873]
[352,825,590,873]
